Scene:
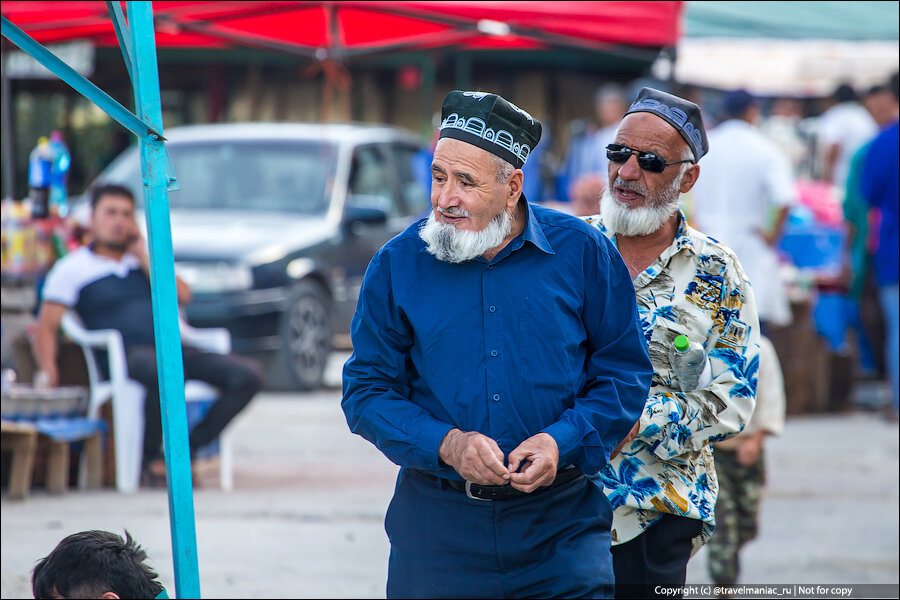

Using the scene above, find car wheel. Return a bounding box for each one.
[275,280,333,390]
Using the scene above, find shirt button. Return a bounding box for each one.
[492,394,501,401]
[489,306,496,313]
[490,350,498,357]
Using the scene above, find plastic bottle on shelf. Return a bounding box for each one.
[48,131,71,218]
[668,334,712,392]
[28,137,53,219]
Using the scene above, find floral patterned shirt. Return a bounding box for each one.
[582,210,760,551]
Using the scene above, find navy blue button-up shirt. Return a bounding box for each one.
[342,201,652,479]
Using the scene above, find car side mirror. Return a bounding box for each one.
[343,194,390,226]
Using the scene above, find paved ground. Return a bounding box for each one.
[2,353,898,598]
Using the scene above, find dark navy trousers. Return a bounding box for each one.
[385,468,615,599]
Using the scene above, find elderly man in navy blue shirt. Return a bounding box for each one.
[342,90,653,599]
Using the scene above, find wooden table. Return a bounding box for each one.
[1,419,38,500]
[2,385,104,498]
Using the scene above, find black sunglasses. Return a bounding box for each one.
[606,143,693,173]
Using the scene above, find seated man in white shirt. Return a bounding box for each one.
[33,184,262,487]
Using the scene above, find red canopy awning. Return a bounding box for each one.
[2,1,683,59]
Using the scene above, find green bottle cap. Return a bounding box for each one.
[674,335,690,352]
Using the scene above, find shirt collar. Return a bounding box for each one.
[668,209,699,258]
[519,199,555,256]
[87,244,140,266]
[600,208,697,258]
[629,209,700,287]
[592,208,699,287]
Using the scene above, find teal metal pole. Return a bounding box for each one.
[127,2,201,598]
[3,6,197,596]
[0,16,162,142]
[107,1,135,84]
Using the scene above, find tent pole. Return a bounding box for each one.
[2,6,199,596]
[127,2,201,596]
[106,1,135,84]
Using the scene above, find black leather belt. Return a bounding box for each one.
[418,466,584,501]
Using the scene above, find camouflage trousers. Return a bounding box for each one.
[707,446,766,586]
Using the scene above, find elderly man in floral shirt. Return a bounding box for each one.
[583,88,760,599]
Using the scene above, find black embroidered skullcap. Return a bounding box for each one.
[438,90,542,169]
[624,87,708,161]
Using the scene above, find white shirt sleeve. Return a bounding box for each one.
[746,335,786,437]
[40,254,80,307]
[816,111,842,147]
[764,140,798,208]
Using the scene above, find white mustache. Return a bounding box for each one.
[613,177,648,195]
[437,206,471,217]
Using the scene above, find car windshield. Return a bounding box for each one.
[99,139,338,214]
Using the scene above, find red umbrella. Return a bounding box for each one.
[2,1,683,59]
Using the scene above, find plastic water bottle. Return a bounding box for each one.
[48,131,71,217]
[669,334,712,392]
[28,137,53,219]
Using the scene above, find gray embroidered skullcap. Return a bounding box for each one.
[624,87,708,161]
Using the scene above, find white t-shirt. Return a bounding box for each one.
[42,246,155,347]
[689,119,798,326]
[817,102,877,187]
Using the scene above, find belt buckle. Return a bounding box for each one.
[465,480,492,501]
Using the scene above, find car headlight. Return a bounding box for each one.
[175,262,253,293]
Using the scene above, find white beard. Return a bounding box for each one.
[600,176,682,237]
[419,208,513,263]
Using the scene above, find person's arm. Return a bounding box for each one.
[341,250,463,478]
[33,257,81,388]
[859,138,884,210]
[822,142,839,185]
[735,430,767,466]
[126,220,192,306]
[33,301,67,387]
[762,205,790,247]
[631,259,761,461]
[761,143,797,247]
[525,234,653,478]
[839,145,872,289]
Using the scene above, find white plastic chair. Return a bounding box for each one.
[61,311,235,492]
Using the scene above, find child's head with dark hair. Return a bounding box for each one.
[32,530,164,599]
